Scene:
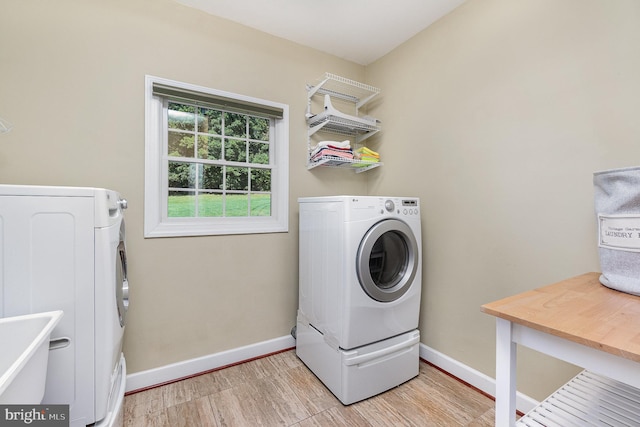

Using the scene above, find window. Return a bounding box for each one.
[144,76,289,237]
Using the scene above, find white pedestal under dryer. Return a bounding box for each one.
[297,195,422,404]
[0,185,129,427]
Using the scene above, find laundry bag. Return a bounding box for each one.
[594,166,640,296]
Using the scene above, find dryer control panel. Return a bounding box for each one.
[379,198,420,217]
[399,199,420,217]
[345,196,420,220]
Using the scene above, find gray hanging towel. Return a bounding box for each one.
[594,166,640,296]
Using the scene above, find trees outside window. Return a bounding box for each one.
[144,76,289,237]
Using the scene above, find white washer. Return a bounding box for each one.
[296,195,422,404]
[0,185,129,427]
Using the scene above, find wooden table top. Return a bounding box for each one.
[481,272,640,363]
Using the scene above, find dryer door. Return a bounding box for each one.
[356,219,419,302]
[115,221,129,327]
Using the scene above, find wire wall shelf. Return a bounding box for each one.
[307,73,381,109]
[307,156,383,173]
[305,73,382,173]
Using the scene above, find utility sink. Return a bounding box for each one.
[0,310,63,404]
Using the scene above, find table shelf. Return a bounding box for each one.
[517,370,640,427]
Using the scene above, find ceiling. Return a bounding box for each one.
[175,0,467,65]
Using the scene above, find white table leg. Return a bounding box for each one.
[495,318,517,427]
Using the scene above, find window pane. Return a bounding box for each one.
[226,193,248,217]
[168,103,196,131]
[250,194,271,217]
[225,138,247,162]
[168,162,195,188]
[197,135,222,160]
[197,193,223,217]
[168,131,195,158]
[226,167,248,191]
[249,117,269,141]
[146,76,288,237]
[251,168,271,192]
[198,107,222,135]
[168,191,195,217]
[249,141,269,164]
[224,112,247,138]
[198,164,223,190]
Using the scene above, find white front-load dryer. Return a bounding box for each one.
[296,195,422,404]
[0,185,129,427]
[298,195,422,349]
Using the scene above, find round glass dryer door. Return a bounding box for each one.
[356,219,419,302]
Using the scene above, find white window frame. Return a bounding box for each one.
[144,75,289,237]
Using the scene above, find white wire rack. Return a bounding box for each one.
[305,73,382,172]
[307,73,380,109]
[307,94,379,137]
[517,370,640,427]
[307,156,383,173]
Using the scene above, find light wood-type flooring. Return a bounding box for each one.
[124,349,496,426]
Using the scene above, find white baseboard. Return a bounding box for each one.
[419,343,539,414]
[125,335,296,393]
[126,335,538,415]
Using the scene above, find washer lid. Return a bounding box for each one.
[356,219,419,302]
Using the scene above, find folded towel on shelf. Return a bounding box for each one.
[315,139,351,150]
[310,139,352,161]
[355,147,379,159]
[310,145,352,159]
[359,156,379,163]
[354,155,379,165]
[311,142,350,152]
[311,147,354,162]
[354,147,380,166]
[352,158,379,168]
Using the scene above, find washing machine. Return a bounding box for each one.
[296,195,422,404]
[0,185,129,427]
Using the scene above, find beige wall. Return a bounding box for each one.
[0,0,367,373]
[2,0,639,403]
[366,0,640,399]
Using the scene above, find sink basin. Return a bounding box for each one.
[0,310,63,403]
